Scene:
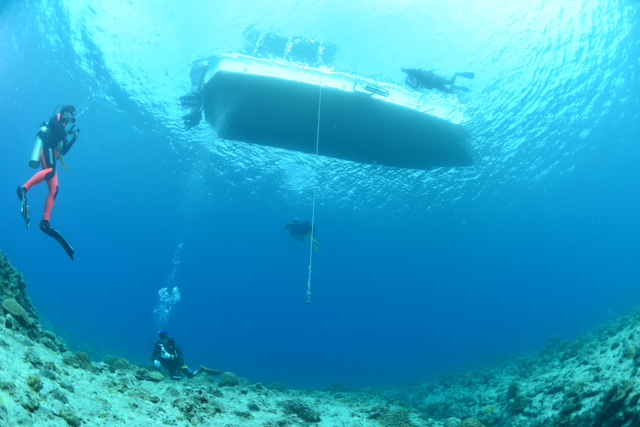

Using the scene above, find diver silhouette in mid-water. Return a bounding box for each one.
[285,218,319,252]
[401,68,475,93]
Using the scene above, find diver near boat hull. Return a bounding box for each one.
[401,68,475,93]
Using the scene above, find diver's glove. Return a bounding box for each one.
[68,125,80,140]
[153,360,162,368]
[160,350,174,360]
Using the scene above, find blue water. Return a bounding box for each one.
[1,0,639,389]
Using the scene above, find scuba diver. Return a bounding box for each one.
[401,67,475,93]
[17,105,80,260]
[151,330,220,380]
[179,60,207,128]
[285,218,319,252]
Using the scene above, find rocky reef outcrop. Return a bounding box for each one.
[4,248,640,427]
[0,250,426,426]
[0,252,67,353]
[383,310,640,427]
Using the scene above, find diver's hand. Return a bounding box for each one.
[67,125,80,140]
[153,360,162,368]
[160,350,173,359]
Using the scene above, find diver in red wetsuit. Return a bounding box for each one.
[17,105,80,260]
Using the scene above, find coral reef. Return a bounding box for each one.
[0,250,425,426]
[383,308,640,427]
[3,248,640,427]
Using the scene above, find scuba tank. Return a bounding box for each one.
[29,126,48,169]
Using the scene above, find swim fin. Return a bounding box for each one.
[17,186,29,228]
[456,72,475,79]
[58,153,70,173]
[198,365,221,376]
[305,234,320,252]
[40,220,75,260]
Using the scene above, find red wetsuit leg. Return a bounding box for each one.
[23,169,50,190]
[43,172,58,222]
[42,149,58,222]
[23,149,56,189]
[23,149,58,221]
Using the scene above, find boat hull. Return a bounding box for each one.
[201,55,473,170]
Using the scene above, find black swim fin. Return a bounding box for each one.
[17,186,29,228]
[453,86,471,92]
[40,220,75,260]
[198,365,221,376]
[456,72,475,79]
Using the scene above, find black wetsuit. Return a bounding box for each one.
[401,68,455,93]
[151,338,196,378]
[285,219,314,242]
[39,113,77,179]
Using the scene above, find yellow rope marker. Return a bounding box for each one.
[58,153,70,173]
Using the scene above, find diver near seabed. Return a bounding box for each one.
[401,67,475,93]
[285,218,319,252]
[151,330,220,380]
[17,105,80,260]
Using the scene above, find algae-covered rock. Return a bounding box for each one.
[50,388,69,404]
[164,386,181,398]
[2,298,32,325]
[39,368,57,380]
[103,355,131,371]
[23,350,43,368]
[460,419,485,427]
[443,418,460,427]
[280,399,321,423]
[58,406,81,426]
[171,391,222,425]
[40,329,67,353]
[219,371,239,387]
[60,380,74,393]
[510,393,528,414]
[0,251,39,322]
[19,391,39,412]
[609,380,634,403]
[506,382,518,399]
[482,405,497,416]
[0,401,8,426]
[63,351,95,372]
[479,405,501,426]
[367,404,387,420]
[135,367,164,382]
[379,408,412,427]
[267,381,288,392]
[148,371,165,382]
[0,381,16,394]
[26,375,43,392]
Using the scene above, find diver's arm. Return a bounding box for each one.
[150,344,160,362]
[60,128,79,155]
[174,342,185,361]
[401,67,420,78]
